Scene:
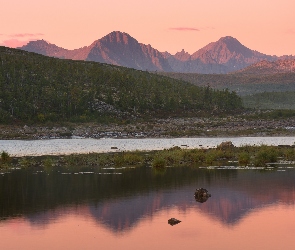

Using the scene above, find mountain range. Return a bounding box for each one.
[235,58,295,75]
[19,31,294,74]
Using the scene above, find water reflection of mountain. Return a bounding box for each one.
[88,173,295,232]
[0,167,294,232]
[88,188,193,232]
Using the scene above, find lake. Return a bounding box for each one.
[1,136,295,156]
[0,165,295,249]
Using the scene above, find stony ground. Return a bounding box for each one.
[1,116,295,140]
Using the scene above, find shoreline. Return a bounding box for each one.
[1,136,295,158]
[1,144,295,171]
[1,116,295,140]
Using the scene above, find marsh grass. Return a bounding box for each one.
[254,146,279,167]
[3,145,295,171]
[238,152,251,166]
[114,152,143,166]
[277,147,295,161]
[43,157,54,167]
[15,156,39,170]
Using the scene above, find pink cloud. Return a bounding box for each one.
[10,33,44,38]
[1,39,30,48]
[169,27,200,31]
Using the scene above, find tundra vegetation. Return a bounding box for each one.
[1,145,295,171]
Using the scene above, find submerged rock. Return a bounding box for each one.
[194,188,211,203]
[168,218,181,226]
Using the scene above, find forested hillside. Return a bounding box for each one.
[158,72,295,96]
[242,91,295,110]
[0,46,242,123]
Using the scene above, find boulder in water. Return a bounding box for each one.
[194,188,211,203]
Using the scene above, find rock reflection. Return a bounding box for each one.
[168,218,181,226]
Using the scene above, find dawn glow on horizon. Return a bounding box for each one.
[1,0,294,56]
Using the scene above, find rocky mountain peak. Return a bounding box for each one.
[100,31,134,45]
[27,39,49,46]
[192,35,255,60]
[218,36,239,43]
[19,39,66,56]
[174,49,191,61]
[216,36,253,56]
[189,35,276,72]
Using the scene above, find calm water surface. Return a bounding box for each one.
[0,165,295,250]
[1,136,295,156]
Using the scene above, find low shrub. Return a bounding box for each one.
[238,152,251,166]
[281,148,295,161]
[152,156,167,168]
[205,150,226,164]
[254,146,278,166]
[1,151,10,164]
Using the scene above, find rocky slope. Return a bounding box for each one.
[235,59,295,75]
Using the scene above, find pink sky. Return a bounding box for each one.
[1,0,294,56]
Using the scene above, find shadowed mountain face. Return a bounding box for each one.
[19,31,173,72]
[19,32,293,74]
[87,32,173,71]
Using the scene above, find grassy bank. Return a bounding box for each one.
[1,144,295,171]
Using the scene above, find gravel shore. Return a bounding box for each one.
[1,116,295,140]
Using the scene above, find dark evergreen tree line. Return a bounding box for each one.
[0,46,243,123]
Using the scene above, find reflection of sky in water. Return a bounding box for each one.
[1,136,295,156]
[0,167,295,249]
[1,203,294,249]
